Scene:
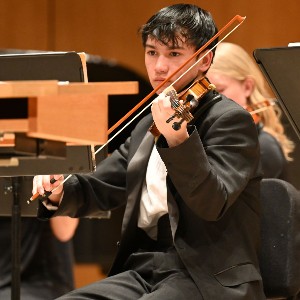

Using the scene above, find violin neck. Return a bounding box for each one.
[149,122,161,138]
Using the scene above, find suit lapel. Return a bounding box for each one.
[122,132,154,233]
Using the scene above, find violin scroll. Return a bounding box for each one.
[165,90,195,131]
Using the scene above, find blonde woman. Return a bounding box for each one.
[207,42,294,179]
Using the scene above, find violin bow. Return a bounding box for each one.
[107,15,246,136]
[29,14,246,203]
[94,15,246,155]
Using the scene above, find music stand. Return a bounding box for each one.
[0,52,138,300]
[0,52,88,300]
[253,46,300,140]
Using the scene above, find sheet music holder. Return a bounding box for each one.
[0,51,96,178]
[0,51,85,82]
[0,52,91,300]
[0,52,138,300]
[253,46,300,140]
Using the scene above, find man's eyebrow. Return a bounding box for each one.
[168,45,185,50]
[145,43,184,50]
[145,44,156,49]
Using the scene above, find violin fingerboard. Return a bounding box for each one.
[166,90,180,109]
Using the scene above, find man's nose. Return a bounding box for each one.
[155,56,169,74]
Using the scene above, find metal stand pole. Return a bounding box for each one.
[11,177,21,300]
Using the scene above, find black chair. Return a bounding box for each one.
[260,178,300,299]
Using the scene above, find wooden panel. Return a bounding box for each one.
[52,0,300,77]
[1,0,299,76]
[0,81,138,144]
[28,93,108,144]
[0,0,49,50]
[74,263,106,288]
[53,1,146,76]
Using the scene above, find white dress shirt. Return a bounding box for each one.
[138,146,168,240]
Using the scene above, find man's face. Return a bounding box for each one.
[144,37,202,94]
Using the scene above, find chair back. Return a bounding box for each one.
[260,178,300,298]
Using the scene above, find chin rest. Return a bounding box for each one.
[260,178,300,299]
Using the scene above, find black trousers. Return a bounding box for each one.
[57,215,202,300]
[57,248,201,300]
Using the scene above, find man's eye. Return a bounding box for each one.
[147,50,156,56]
[170,52,180,57]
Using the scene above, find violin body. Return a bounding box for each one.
[149,77,216,137]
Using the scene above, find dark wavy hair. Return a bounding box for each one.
[140,4,218,54]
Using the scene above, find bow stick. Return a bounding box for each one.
[29,14,246,203]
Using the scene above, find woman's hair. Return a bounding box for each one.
[139,4,218,54]
[209,42,294,161]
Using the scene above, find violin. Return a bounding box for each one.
[149,77,216,137]
[245,99,276,124]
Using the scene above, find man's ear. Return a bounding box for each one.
[198,50,214,73]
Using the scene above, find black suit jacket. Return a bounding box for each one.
[39,92,266,299]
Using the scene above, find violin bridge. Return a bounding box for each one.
[163,85,177,95]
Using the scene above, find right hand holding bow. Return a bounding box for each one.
[32,174,64,205]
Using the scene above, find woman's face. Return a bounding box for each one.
[207,71,252,107]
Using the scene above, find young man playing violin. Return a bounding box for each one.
[33,4,266,299]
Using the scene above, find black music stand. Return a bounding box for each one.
[253,46,300,140]
[0,51,102,300]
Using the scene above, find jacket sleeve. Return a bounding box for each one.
[38,137,130,219]
[156,106,261,221]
